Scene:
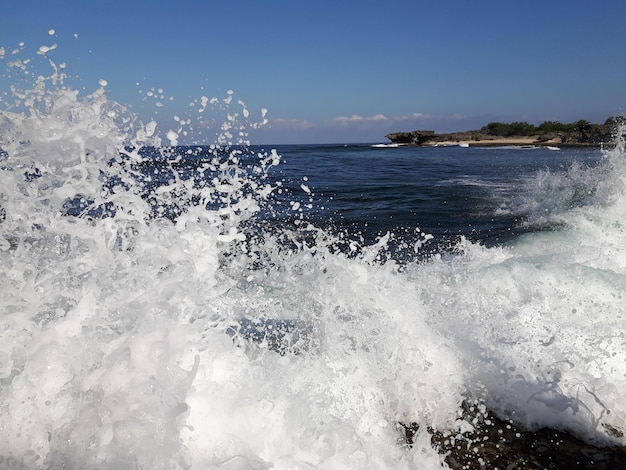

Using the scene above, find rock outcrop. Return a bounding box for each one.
[384,130,436,145]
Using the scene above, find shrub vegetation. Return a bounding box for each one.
[480,119,607,136]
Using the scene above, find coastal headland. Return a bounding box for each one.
[385,118,623,147]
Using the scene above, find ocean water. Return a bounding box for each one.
[1,47,625,470]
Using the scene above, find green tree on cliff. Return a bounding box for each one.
[537,121,576,133]
[481,121,538,136]
[481,122,509,136]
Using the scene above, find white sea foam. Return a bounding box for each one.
[1,44,625,470]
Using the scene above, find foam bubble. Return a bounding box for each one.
[37,43,57,55]
[166,129,179,145]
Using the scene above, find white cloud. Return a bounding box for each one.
[270,117,315,129]
[394,112,432,121]
[332,112,437,124]
[333,114,364,122]
[333,114,389,123]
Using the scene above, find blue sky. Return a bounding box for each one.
[1,0,625,144]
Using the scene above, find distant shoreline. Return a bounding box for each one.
[426,137,598,148]
[385,120,620,148]
[385,133,607,148]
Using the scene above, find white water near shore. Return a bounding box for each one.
[1,46,625,469]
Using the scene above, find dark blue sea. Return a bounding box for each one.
[264,144,604,254]
[1,53,625,468]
